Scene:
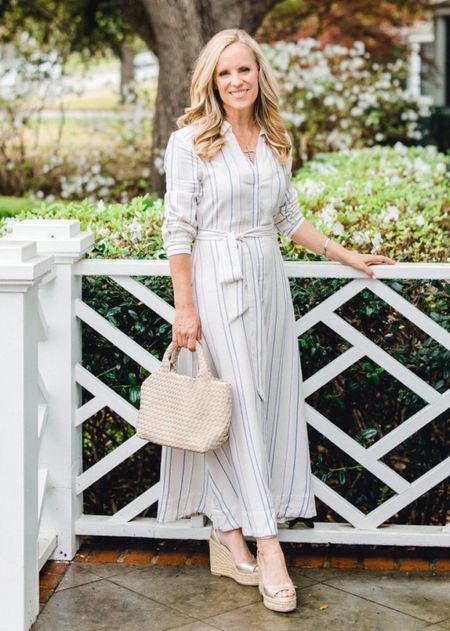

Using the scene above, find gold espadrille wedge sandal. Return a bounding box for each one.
[256,551,297,612]
[209,528,259,585]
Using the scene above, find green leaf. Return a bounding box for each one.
[128,372,137,386]
[361,428,378,439]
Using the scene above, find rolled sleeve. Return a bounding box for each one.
[273,157,306,238]
[162,131,202,257]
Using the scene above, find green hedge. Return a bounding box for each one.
[1,145,448,525]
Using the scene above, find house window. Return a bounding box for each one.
[420,41,436,97]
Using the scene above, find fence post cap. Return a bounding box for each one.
[3,219,95,260]
[0,239,54,284]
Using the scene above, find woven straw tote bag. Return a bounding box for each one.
[136,340,232,452]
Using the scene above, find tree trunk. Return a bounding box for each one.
[119,0,281,195]
[118,42,135,103]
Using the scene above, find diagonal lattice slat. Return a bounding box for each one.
[75,299,160,374]
[368,391,450,459]
[75,364,140,428]
[109,482,161,523]
[369,280,450,349]
[110,275,174,324]
[76,434,147,494]
[75,396,105,427]
[295,278,367,336]
[312,477,369,529]
[302,346,364,395]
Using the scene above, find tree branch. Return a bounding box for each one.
[115,0,158,52]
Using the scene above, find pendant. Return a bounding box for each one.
[243,145,255,162]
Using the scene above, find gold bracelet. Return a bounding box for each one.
[323,237,330,258]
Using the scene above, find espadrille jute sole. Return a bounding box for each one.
[209,533,259,585]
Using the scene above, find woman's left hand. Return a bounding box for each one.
[342,250,396,278]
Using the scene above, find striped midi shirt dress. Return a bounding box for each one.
[156,119,317,537]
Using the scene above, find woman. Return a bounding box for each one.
[157,28,395,613]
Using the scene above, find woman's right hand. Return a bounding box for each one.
[172,305,202,352]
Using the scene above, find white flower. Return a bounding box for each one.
[153,156,165,175]
[414,158,431,177]
[141,167,150,178]
[371,232,382,250]
[127,220,142,243]
[352,41,366,55]
[302,178,325,198]
[416,214,425,226]
[312,162,338,176]
[319,203,337,222]
[331,221,345,236]
[86,180,97,193]
[352,231,365,245]
[380,205,399,222]
[386,175,402,186]
[96,200,106,213]
[393,142,407,154]
[283,111,306,125]
[338,181,354,195]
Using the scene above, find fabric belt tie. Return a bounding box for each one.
[194,225,277,402]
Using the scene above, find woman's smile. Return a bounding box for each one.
[230,88,249,98]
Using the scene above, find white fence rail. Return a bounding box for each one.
[0,219,449,630]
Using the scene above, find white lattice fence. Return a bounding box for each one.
[72,257,450,546]
[0,220,449,631]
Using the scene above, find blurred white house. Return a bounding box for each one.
[403,0,450,107]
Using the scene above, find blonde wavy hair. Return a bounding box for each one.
[177,28,291,165]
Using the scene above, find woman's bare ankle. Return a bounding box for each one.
[256,538,294,596]
[215,527,254,563]
[256,535,280,554]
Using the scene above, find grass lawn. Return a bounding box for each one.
[64,54,120,76]
[0,196,39,217]
[0,196,69,218]
[3,115,151,153]
[44,80,156,111]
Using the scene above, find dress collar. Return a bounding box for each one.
[220,119,266,137]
